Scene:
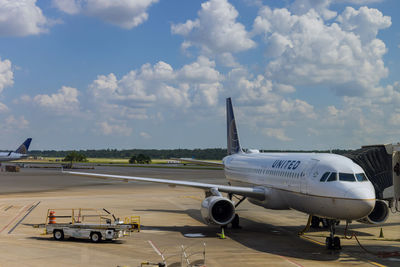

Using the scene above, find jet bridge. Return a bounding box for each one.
[344,144,400,211]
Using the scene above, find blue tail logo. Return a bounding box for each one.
[226,98,241,155]
[15,138,32,154]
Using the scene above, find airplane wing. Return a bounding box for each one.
[64,171,265,200]
[171,158,224,167]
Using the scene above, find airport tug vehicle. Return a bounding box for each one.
[38,208,140,242]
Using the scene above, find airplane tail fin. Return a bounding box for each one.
[15,138,32,154]
[226,98,241,155]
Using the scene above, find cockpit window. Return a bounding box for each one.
[320,172,330,182]
[355,173,368,182]
[339,173,356,182]
[326,172,337,182]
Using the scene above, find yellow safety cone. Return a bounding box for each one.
[218,228,226,239]
[379,227,384,238]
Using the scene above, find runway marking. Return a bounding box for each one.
[368,261,387,267]
[0,202,33,234]
[8,201,41,234]
[4,205,13,211]
[299,235,325,246]
[148,240,162,256]
[276,254,304,267]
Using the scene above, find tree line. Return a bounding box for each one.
[28,148,353,160]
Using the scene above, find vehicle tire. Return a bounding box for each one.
[90,232,101,243]
[333,236,341,249]
[53,230,64,241]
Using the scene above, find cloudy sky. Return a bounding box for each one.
[0,0,399,151]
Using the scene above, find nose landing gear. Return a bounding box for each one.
[326,220,341,250]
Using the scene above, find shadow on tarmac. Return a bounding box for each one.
[136,208,399,264]
[27,236,125,244]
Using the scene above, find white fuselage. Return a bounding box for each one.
[0,152,27,162]
[223,152,376,220]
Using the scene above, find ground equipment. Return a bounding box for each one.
[37,208,140,242]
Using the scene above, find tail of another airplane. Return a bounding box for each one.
[15,138,32,154]
[226,98,241,155]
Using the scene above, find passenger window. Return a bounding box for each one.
[326,172,337,182]
[355,173,368,182]
[320,172,330,182]
[339,173,356,182]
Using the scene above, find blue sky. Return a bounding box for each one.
[0,0,399,151]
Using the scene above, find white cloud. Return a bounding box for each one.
[0,0,52,37]
[52,0,81,15]
[389,113,400,126]
[335,0,383,4]
[33,86,80,113]
[4,115,29,130]
[53,0,158,29]
[275,83,296,94]
[327,105,339,116]
[337,6,391,42]
[98,121,132,136]
[262,128,293,141]
[0,102,8,113]
[89,56,223,121]
[223,67,316,143]
[140,132,151,139]
[253,5,391,96]
[171,0,255,57]
[0,58,14,93]
[290,0,337,20]
[0,58,13,113]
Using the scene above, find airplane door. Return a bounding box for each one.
[300,159,319,194]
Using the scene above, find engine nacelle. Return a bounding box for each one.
[357,199,389,224]
[200,196,235,225]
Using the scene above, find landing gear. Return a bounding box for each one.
[228,194,246,229]
[325,220,341,250]
[231,214,241,229]
[311,216,320,228]
[311,216,339,229]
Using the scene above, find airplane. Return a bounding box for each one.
[65,98,384,250]
[0,138,32,162]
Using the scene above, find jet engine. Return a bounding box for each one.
[200,196,235,225]
[357,199,389,224]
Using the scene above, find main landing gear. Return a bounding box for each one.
[228,193,246,229]
[325,220,341,250]
[311,216,339,229]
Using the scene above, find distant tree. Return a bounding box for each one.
[129,155,137,164]
[137,154,151,164]
[63,151,87,162]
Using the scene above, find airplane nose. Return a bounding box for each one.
[345,187,374,199]
[345,188,375,218]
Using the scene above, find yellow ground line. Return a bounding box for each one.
[299,235,325,246]
[368,261,386,267]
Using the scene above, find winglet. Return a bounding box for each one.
[15,138,32,154]
[226,98,241,155]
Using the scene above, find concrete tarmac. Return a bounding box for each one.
[0,166,399,267]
